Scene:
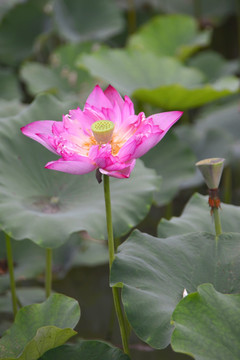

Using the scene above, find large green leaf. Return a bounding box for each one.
[41,340,130,360]
[153,0,235,21]
[158,193,240,237]
[111,230,240,349]
[20,62,72,98]
[53,0,124,43]
[0,0,49,66]
[128,14,211,60]
[175,100,240,162]
[188,51,239,82]
[175,126,234,164]
[51,42,94,72]
[142,133,196,206]
[133,78,239,110]
[0,287,46,313]
[52,232,109,273]
[195,100,240,141]
[79,48,238,110]
[50,43,95,100]
[117,0,235,20]
[21,43,95,100]
[78,48,204,95]
[0,94,159,248]
[0,70,21,101]
[0,100,24,118]
[172,283,240,360]
[0,232,108,293]
[0,0,24,21]
[0,236,45,293]
[0,293,80,359]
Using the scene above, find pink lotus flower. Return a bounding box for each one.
[21,85,183,179]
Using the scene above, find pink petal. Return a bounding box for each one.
[36,133,59,154]
[21,120,58,154]
[101,105,121,126]
[130,132,163,159]
[151,111,183,130]
[68,108,95,134]
[85,85,112,110]
[131,111,183,159]
[100,159,136,179]
[83,104,105,122]
[89,144,118,169]
[121,96,135,124]
[52,121,64,136]
[45,157,96,175]
[104,85,124,109]
[117,137,138,162]
[102,161,127,171]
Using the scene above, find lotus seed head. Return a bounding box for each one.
[91,120,115,144]
[196,157,225,189]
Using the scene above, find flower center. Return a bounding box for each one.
[91,120,115,145]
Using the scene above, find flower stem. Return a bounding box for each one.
[103,175,130,356]
[45,248,52,298]
[104,175,115,269]
[213,208,222,238]
[236,0,240,73]
[5,234,18,318]
[193,0,202,21]
[127,0,136,34]
[165,202,173,220]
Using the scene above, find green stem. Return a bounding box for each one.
[236,0,240,74]
[104,175,115,269]
[45,248,52,298]
[127,0,137,34]
[193,0,202,20]
[213,208,222,238]
[5,234,18,318]
[165,202,173,220]
[103,175,130,356]
[112,287,130,353]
